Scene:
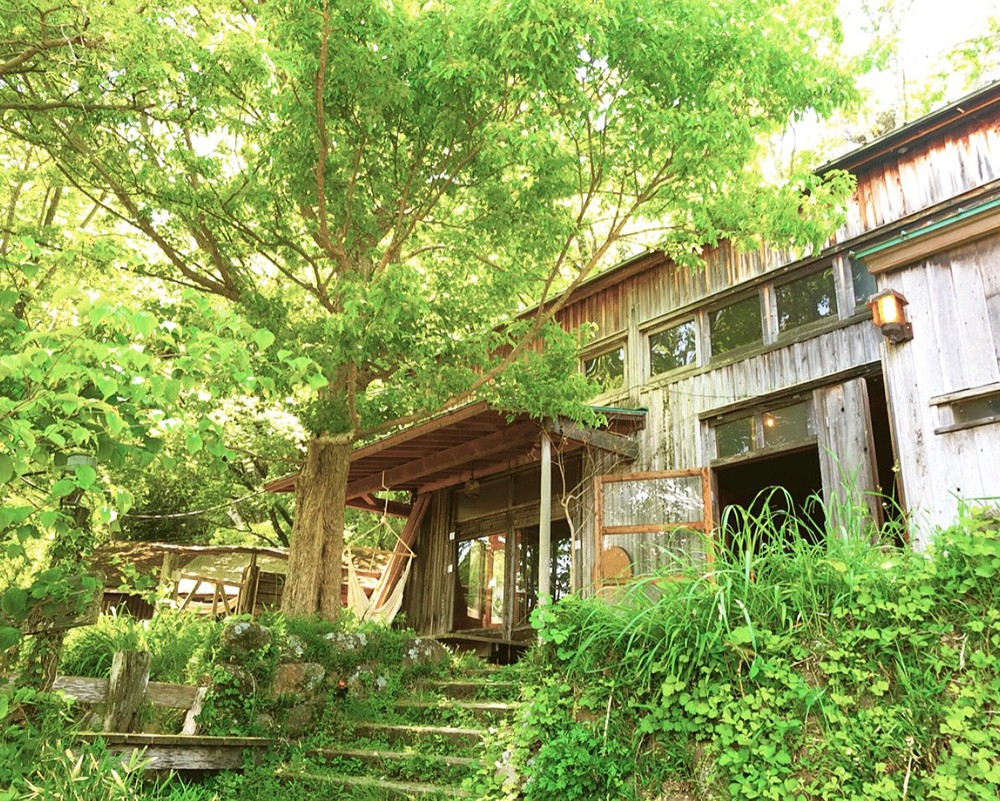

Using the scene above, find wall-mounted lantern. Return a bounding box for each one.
[868,289,913,344]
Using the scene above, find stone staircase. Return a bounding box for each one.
[292,665,520,799]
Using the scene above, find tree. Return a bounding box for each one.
[1,0,858,619]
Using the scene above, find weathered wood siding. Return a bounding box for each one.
[550,102,1000,562]
[877,237,1000,543]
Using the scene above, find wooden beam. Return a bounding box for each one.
[554,420,639,460]
[351,402,492,461]
[368,493,431,611]
[415,449,548,495]
[346,421,540,499]
[346,496,413,518]
[538,432,552,602]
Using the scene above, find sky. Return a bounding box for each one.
[840,0,999,102]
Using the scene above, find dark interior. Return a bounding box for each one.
[867,373,906,542]
[714,446,826,549]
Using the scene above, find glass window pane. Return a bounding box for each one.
[455,533,505,629]
[850,257,877,307]
[716,416,755,458]
[583,345,625,392]
[602,529,707,577]
[761,401,813,449]
[710,295,762,356]
[776,268,838,333]
[953,393,1000,424]
[602,475,704,527]
[649,321,697,375]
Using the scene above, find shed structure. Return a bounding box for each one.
[270,82,1000,651]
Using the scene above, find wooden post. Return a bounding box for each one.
[538,431,552,603]
[103,650,151,733]
[159,552,178,589]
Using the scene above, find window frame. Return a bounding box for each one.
[707,290,766,361]
[710,398,817,465]
[771,264,840,339]
[593,469,714,589]
[580,336,628,397]
[645,316,699,379]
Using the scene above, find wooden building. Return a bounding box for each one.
[270,82,1000,651]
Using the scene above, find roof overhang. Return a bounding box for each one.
[854,194,1000,274]
[265,402,646,502]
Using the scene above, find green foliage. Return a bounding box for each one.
[487,509,1000,800]
[59,612,223,684]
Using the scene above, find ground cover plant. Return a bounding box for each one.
[471,503,1000,800]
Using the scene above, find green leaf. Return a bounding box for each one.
[75,464,98,489]
[253,329,276,350]
[51,479,77,498]
[185,433,203,454]
[0,453,13,484]
[0,588,28,618]
[0,627,19,653]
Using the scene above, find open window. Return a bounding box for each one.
[594,470,713,589]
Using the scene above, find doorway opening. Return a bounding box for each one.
[866,374,906,542]
[714,446,826,550]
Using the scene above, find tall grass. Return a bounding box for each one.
[544,486,907,686]
[59,611,222,683]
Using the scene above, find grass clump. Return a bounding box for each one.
[474,504,1000,800]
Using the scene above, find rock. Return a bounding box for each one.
[323,631,367,651]
[271,662,326,699]
[653,781,698,801]
[402,637,450,667]
[690,741,726,801]
[495,747,522,795]
[284,701,318,737]
[220,620,273,656]
[218,664,256,692]
[253,712,276,732]
[282,634,307,661]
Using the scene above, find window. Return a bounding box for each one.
[716,416,755,458]
[932,385,1000,433]
[649,320,697,376]
[596,470,713,584]
[710,295,762,356]
[776,267,838,333]
[953,393,1000,425]
[850,256,877,307]
[583,343,625,392]
[714,401,814,460]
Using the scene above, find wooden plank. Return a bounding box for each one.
[346,421,539,499]
[554,421,639,460]
[347,497,412,517]
[181,687,207,735]
[368,494,431,611]
[48,676,199,709]
[813,378,881,529]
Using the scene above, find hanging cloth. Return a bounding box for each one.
[345,544,415,625]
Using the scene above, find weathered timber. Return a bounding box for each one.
[103,650,151,733]
[77,733,276,771]
[181,686,207,735]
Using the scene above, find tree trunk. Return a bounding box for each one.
[282,433,353,619]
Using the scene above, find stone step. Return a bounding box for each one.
[286,771,472,799]
[414,679,520,700]
[396,699,519,721]
[309,746,476,770]
[351,722,486,749]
